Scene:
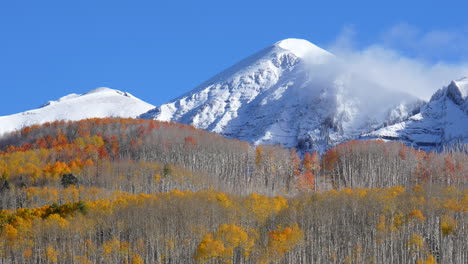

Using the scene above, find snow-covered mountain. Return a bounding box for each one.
[141,38,424,152]
[0,87,154,136]
[1,38,465,152]
[368,78,468,150]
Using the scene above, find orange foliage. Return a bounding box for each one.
[297,171,315,192]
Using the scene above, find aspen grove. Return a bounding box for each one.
[0,118,466,263]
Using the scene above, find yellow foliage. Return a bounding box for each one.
[357,188,369,198]
[120,240,131,256]
[102,238,120,256]
[73,137,86,149]
[74,135,105,148]
[0,183,465,262]
[266,223,303,260]
[408,210,426,222]
[23,247,33,259]
[46,245,59,263]
[45,214,69,229]
[389,185,405,197]
[215,192,232,208]
[244,193,288,223]
[196,224,254,262]
[63,185,80,203]
[440,215,457,236]
[217,224,247,247]
[163,238,175,252]
[25,186,60,206]
[217,224,254,256]
[169,189,189,197]
[135,238,146,253]
[84,158,95,167]
[83,238,97,256]
[391,211,404,230]
[4,224,18,241]
[443,199,463,212]
[154,173,161,183]
[443,186,460,197]
[195,233,226,261]
[201,190,233,208]
[416,254,438,264]
[377,215,386,233]
[0,150,43,182]
[413,184,424,194]
[74,256,93,264]
[425,255,437,264]
[43,161,71,180]
[69,158,83,174]
[408,234,423,252]
[131,253,144,264]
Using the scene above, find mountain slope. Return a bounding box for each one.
[141,38,422,152]
[0,87,154,136]
[367,78,468,149]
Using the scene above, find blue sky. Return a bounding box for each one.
[1,0,467,115]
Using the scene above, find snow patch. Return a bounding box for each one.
[85,87,116,94]
[275,38,333,59]
[454,77,468,98]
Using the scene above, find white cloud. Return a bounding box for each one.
[380,23,468,60]
[326,25,468,100]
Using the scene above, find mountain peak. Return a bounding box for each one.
[454,77,468,98]
[370,79,468,149]
[85,87,119,95]
[0,87,154,136]
[84,87,136,99]
[432,79,468,106]
[275,38,332,59]
[142,38,422,152]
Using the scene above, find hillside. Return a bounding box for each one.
[0,118,466,263]
[0,38,466,264]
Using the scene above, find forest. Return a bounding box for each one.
[0,118,466,264]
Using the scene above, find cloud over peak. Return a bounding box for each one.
[327,24,468,100]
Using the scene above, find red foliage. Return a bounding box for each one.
[289,149,301,176]
[184,136,197,148]
[322,148,338,171]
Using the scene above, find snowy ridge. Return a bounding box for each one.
[368,79,468,149]
[141,38,425,152]
[0,87,154,136]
